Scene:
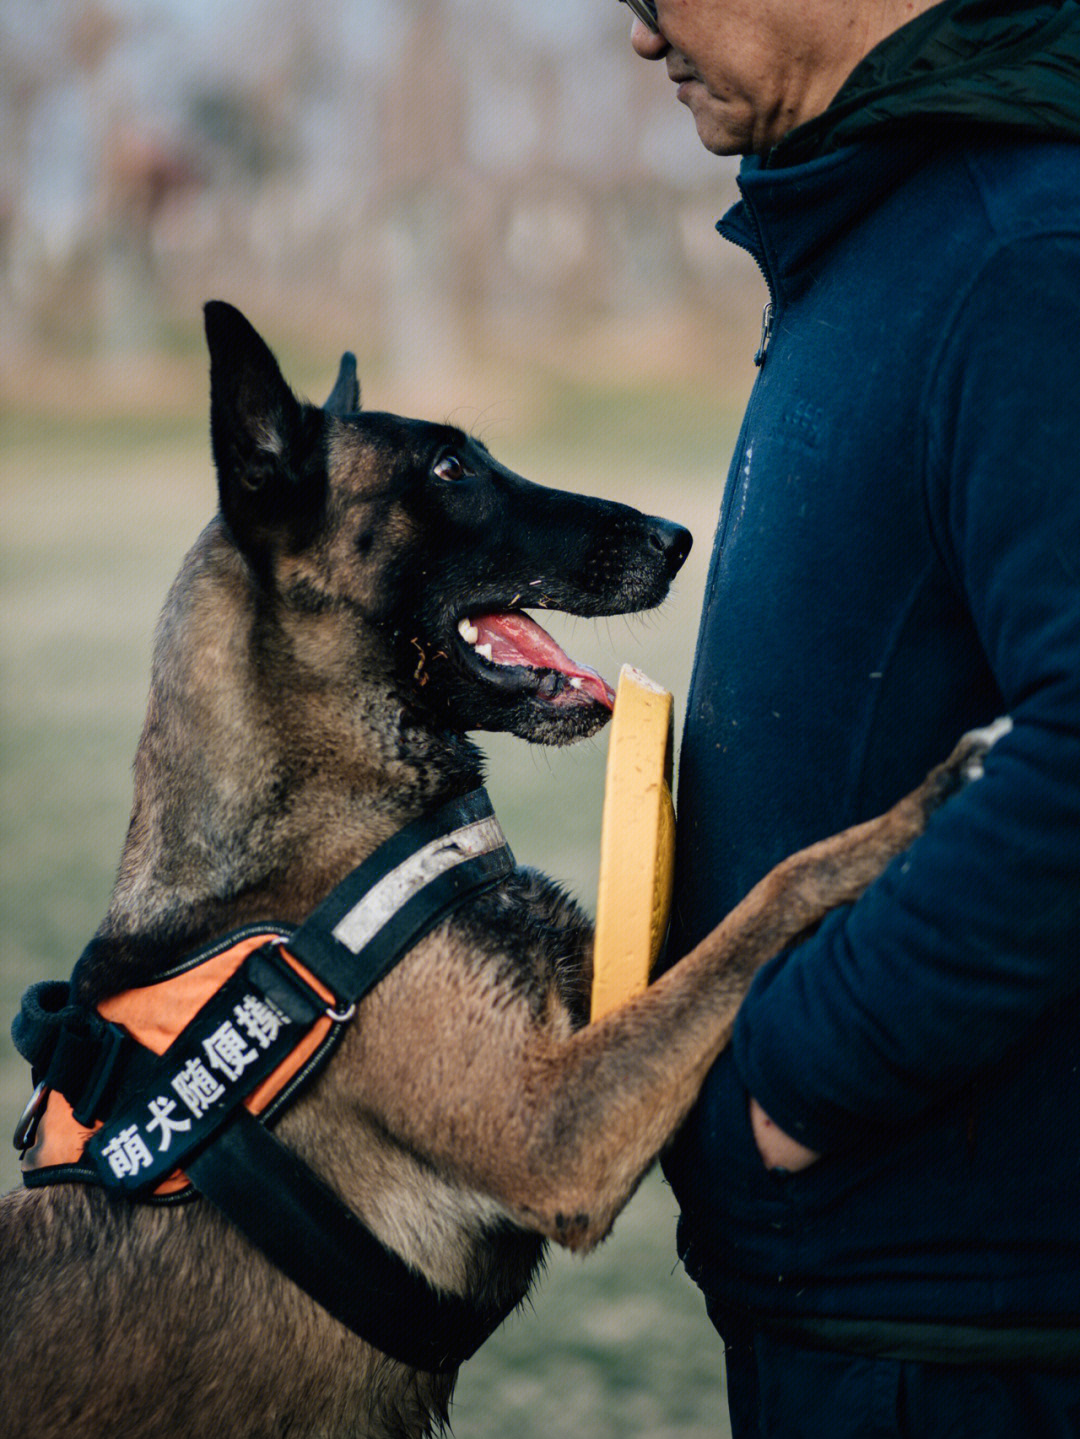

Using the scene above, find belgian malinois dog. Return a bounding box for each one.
[1,303,999,1439]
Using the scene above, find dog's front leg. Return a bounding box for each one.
[351,726,1003,1256]
[491,722,1008,1250]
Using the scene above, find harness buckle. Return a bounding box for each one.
[256,936,355,1023]
[247,937,336,1023]
[71,1019,131,1127]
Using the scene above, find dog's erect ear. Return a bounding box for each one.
[324,352,361,417]
[204,300,326,561]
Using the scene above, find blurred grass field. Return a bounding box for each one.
[0,350,748,1438]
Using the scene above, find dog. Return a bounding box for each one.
[0,302,998,1439]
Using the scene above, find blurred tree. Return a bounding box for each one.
[0,0,746,371]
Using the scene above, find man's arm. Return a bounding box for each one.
[736,232,1080,1157]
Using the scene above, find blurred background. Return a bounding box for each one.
[1,2,769,1434]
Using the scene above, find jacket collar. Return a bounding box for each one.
[717,138,926,309]
[771,0,1080,169]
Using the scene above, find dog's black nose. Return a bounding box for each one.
[647,518,693,573]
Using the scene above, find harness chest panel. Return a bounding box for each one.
[21,932,337,1197]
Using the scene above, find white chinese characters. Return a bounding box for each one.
[97,990,293,1181]
[145,1096,193,1152]
[202,1020,259,1082]
[233,993,288,1050]
[100,1125,153,1179]
[171,1057,226,1119]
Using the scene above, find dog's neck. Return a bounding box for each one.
[86,523,483,999]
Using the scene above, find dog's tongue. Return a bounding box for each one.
[472,612,616,709]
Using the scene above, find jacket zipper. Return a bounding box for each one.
[705,188,781,566]
[718,191,779,366]
[745,195,778,366]
[754,301,775,366]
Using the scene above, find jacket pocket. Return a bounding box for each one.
[664,1050,795,1229]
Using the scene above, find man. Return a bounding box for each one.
[621,0,1080,1434]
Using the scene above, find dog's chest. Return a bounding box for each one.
[453,868,594,1029]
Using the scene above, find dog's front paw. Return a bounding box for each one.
[953,716,1014,783]
[922,716,1013,815]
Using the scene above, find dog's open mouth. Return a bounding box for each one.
[455,612,616,710]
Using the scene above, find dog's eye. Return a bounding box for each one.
[432,452,472,483]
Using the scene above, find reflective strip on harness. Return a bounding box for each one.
[332,814,506,953]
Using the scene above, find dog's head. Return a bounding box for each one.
[205,301,690,745]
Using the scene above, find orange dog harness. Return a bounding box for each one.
[18,930,337,1197]
[12,790,518,1371]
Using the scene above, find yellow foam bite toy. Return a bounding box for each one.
[591,664,675,1022]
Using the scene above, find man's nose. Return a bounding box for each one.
[630,16,669,59]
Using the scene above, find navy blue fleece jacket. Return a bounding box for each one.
[663,130,1080,1328]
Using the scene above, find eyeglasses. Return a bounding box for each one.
[619,0,659,33]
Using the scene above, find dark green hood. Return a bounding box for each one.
[771,0,1080,167]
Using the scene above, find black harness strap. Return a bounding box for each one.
[187,1110,512,1373]
[12,788,518,1372]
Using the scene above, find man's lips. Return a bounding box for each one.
[672,74,704,103]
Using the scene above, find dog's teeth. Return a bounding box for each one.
[569,677,583,690]
[475,642,493,661]
[457,619,479,646]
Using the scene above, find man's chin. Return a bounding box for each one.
[680,90,754,156]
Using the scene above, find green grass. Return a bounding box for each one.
[1,382,738,1438]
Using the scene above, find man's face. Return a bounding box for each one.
[630,0,880,156]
